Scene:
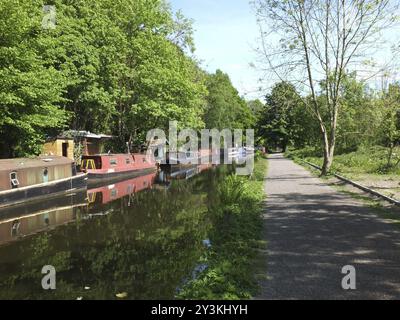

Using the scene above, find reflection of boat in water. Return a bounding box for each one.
[0,171,158,245]
[0,190,87,246]
[157,164,214,185]
[0,163,214,245]
[87,172,157,205]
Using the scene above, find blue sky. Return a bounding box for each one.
[169,0,263,100]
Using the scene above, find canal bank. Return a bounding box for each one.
[0,158,267,300]
[177,157,267,299]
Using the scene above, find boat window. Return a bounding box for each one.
[43,168,49,183]
[126,158,131,164]
[11,220,20,237]
[10,172,19,189]
[110,159,117,166]
[111,189,117,198]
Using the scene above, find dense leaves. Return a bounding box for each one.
[204,70,255,130]
[0,0,254,158]
[258,76,400,172]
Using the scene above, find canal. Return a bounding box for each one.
[0,164,240,299]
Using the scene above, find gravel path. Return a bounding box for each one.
[257,154,400,300]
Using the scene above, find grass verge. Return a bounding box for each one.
[177,157,268,300]
[293,157,400,226]
[286,146,400,200]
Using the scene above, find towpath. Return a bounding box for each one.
[257,153,400,300]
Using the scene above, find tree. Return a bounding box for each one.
[0,0,252,158]
[204,70,255,130]
[0,0,209,156]
[335,73,378,153]
[254,0,399,174]
[258,82,304,151]
[379,83,400,168]
[0,0,69,157]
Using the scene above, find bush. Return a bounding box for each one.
[289,145,400,175]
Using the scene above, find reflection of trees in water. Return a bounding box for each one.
[0,166,232,299]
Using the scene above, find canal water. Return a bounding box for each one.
[0,164,235,299]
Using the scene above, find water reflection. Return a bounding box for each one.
[87,172,157,207]
[0,192,87,246]
[0,164,233,299]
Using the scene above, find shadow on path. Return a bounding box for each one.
[257,154,400,300]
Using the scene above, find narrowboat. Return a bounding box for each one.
[0,156,88,209]
[81,153,156,185]
[163,149,213,166]
[165,151,198,165]
[227,147,239,157]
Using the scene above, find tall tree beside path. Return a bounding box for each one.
[253,0,400,175]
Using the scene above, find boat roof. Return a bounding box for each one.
[0,156,73,172]
[61,130,113,139]
[83,153,146,157]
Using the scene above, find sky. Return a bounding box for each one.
[169,1,400,100]
[169,0,264,101]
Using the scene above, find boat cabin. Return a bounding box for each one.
[42,137,75,160]
[81,154,155,172]
[0,156,76,192]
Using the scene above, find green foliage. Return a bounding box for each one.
[276,74,400,174]
[1,0,259,158]
[0,0,70,157]
[204,70,255,130]
[1,0,258,158]
[257,82,317,151]
[288,145,400,175]
[178,159,267,300]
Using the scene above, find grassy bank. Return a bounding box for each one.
[177,157,267,300]
[286,146,400,200]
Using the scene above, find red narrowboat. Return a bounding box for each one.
[81,153,156,185]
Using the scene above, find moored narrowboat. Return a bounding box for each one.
[81,153,157,185]
[162,149,213,167]
[0,156,88,208]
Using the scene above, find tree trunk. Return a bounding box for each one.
[387,143,394,168]
[321,102,338,176]
[321,130,334,176]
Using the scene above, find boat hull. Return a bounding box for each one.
[0,174,88,209]
[87,168,157,187]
